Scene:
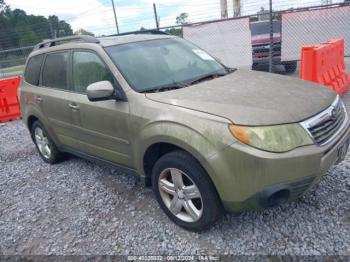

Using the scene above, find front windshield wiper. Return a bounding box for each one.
[185,67,237,86]
[141,80,187,93]
[142,68,237,93]
[186,71,229,86]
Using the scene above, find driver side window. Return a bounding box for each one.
[72,51,114,93]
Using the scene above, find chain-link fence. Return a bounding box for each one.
[162,1,350,76]
[1,1,350,79]
[0,46,33,79]
[182,17,252,68]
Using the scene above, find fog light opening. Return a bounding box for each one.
[267,189,290,207]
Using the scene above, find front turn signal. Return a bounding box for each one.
[229,125,250,145]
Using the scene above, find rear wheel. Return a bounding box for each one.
[31,121,65,164]
[152,150,223,231]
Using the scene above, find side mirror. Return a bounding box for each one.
[86,81,115,102]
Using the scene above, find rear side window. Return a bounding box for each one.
[72,51,114,93]
[24,55,44,86]
[42,52,69,89]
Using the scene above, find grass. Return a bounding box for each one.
[1,65,24,74]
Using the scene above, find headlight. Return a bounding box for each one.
[229,124,313,152]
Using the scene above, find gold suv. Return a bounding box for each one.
[20,33,350,231]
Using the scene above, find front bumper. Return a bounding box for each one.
[207,121,350,212]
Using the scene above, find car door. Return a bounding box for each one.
[39,51,78,149]
[68,50,133,167]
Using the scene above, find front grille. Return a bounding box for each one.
[309,108,345,144]
[301,96,348,145]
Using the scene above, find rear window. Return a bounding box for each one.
[24,55,44,86]
[42,52,69,89]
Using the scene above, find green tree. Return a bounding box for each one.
[0,0,9,13]
[0,5,17,49]
[48,15,59,37]
[0,1,74,48]
[176,13,189,25]
[74,28,95,36]
[165,27,182,37]
[27,14,52,40]
[58,20,73,37]
[47,15,72,37]
[0,0,75,67]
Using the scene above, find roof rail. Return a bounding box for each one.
[33,35,100,50]
[108,29,169,37]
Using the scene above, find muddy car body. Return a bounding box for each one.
[20,33,350,231]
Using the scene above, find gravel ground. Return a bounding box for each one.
[0,94,350,256]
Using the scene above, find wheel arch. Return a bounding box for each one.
[141,138,217,189]
[25,110,58,145]
[27,115,39,131]
[24,106,46,131]
[135,121,224,187]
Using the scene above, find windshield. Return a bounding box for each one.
[105,38,227,92]
[251,21,281,36]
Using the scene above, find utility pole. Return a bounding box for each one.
[220,0,228,19]
[233,0,241,17]
[48,20,54,39]
[268,0,273,73]
[153,3,159,29]
[111,0,120,34]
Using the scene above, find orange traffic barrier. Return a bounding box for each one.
[300,39,350,96]
[0,76,21,123]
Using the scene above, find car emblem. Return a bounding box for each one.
[331,107,338,121]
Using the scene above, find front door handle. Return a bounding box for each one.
[35,96,43,104]
[68,103,80,111]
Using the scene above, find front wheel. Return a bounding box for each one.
[152,150,223,231]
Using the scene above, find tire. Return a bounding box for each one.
[152,150,223,232]
[284,62,297,74]
[31,120,65,164]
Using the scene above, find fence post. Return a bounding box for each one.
[220,0,228,19]
[268,0,273,73]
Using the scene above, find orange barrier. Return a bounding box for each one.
[300,39,350,96]
[0,76,21,123]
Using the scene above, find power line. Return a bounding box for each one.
[1,0,347,47]
[6,1,100,11]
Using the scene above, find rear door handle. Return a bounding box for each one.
[35,96,43,104]
[68,103,80,110]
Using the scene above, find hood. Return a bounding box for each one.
[252,33,281,45]
[145,69,336,126]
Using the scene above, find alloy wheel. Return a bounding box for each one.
[158,168,203,223]
[34,127,51,159]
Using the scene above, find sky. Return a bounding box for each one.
[5,0,345,36]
